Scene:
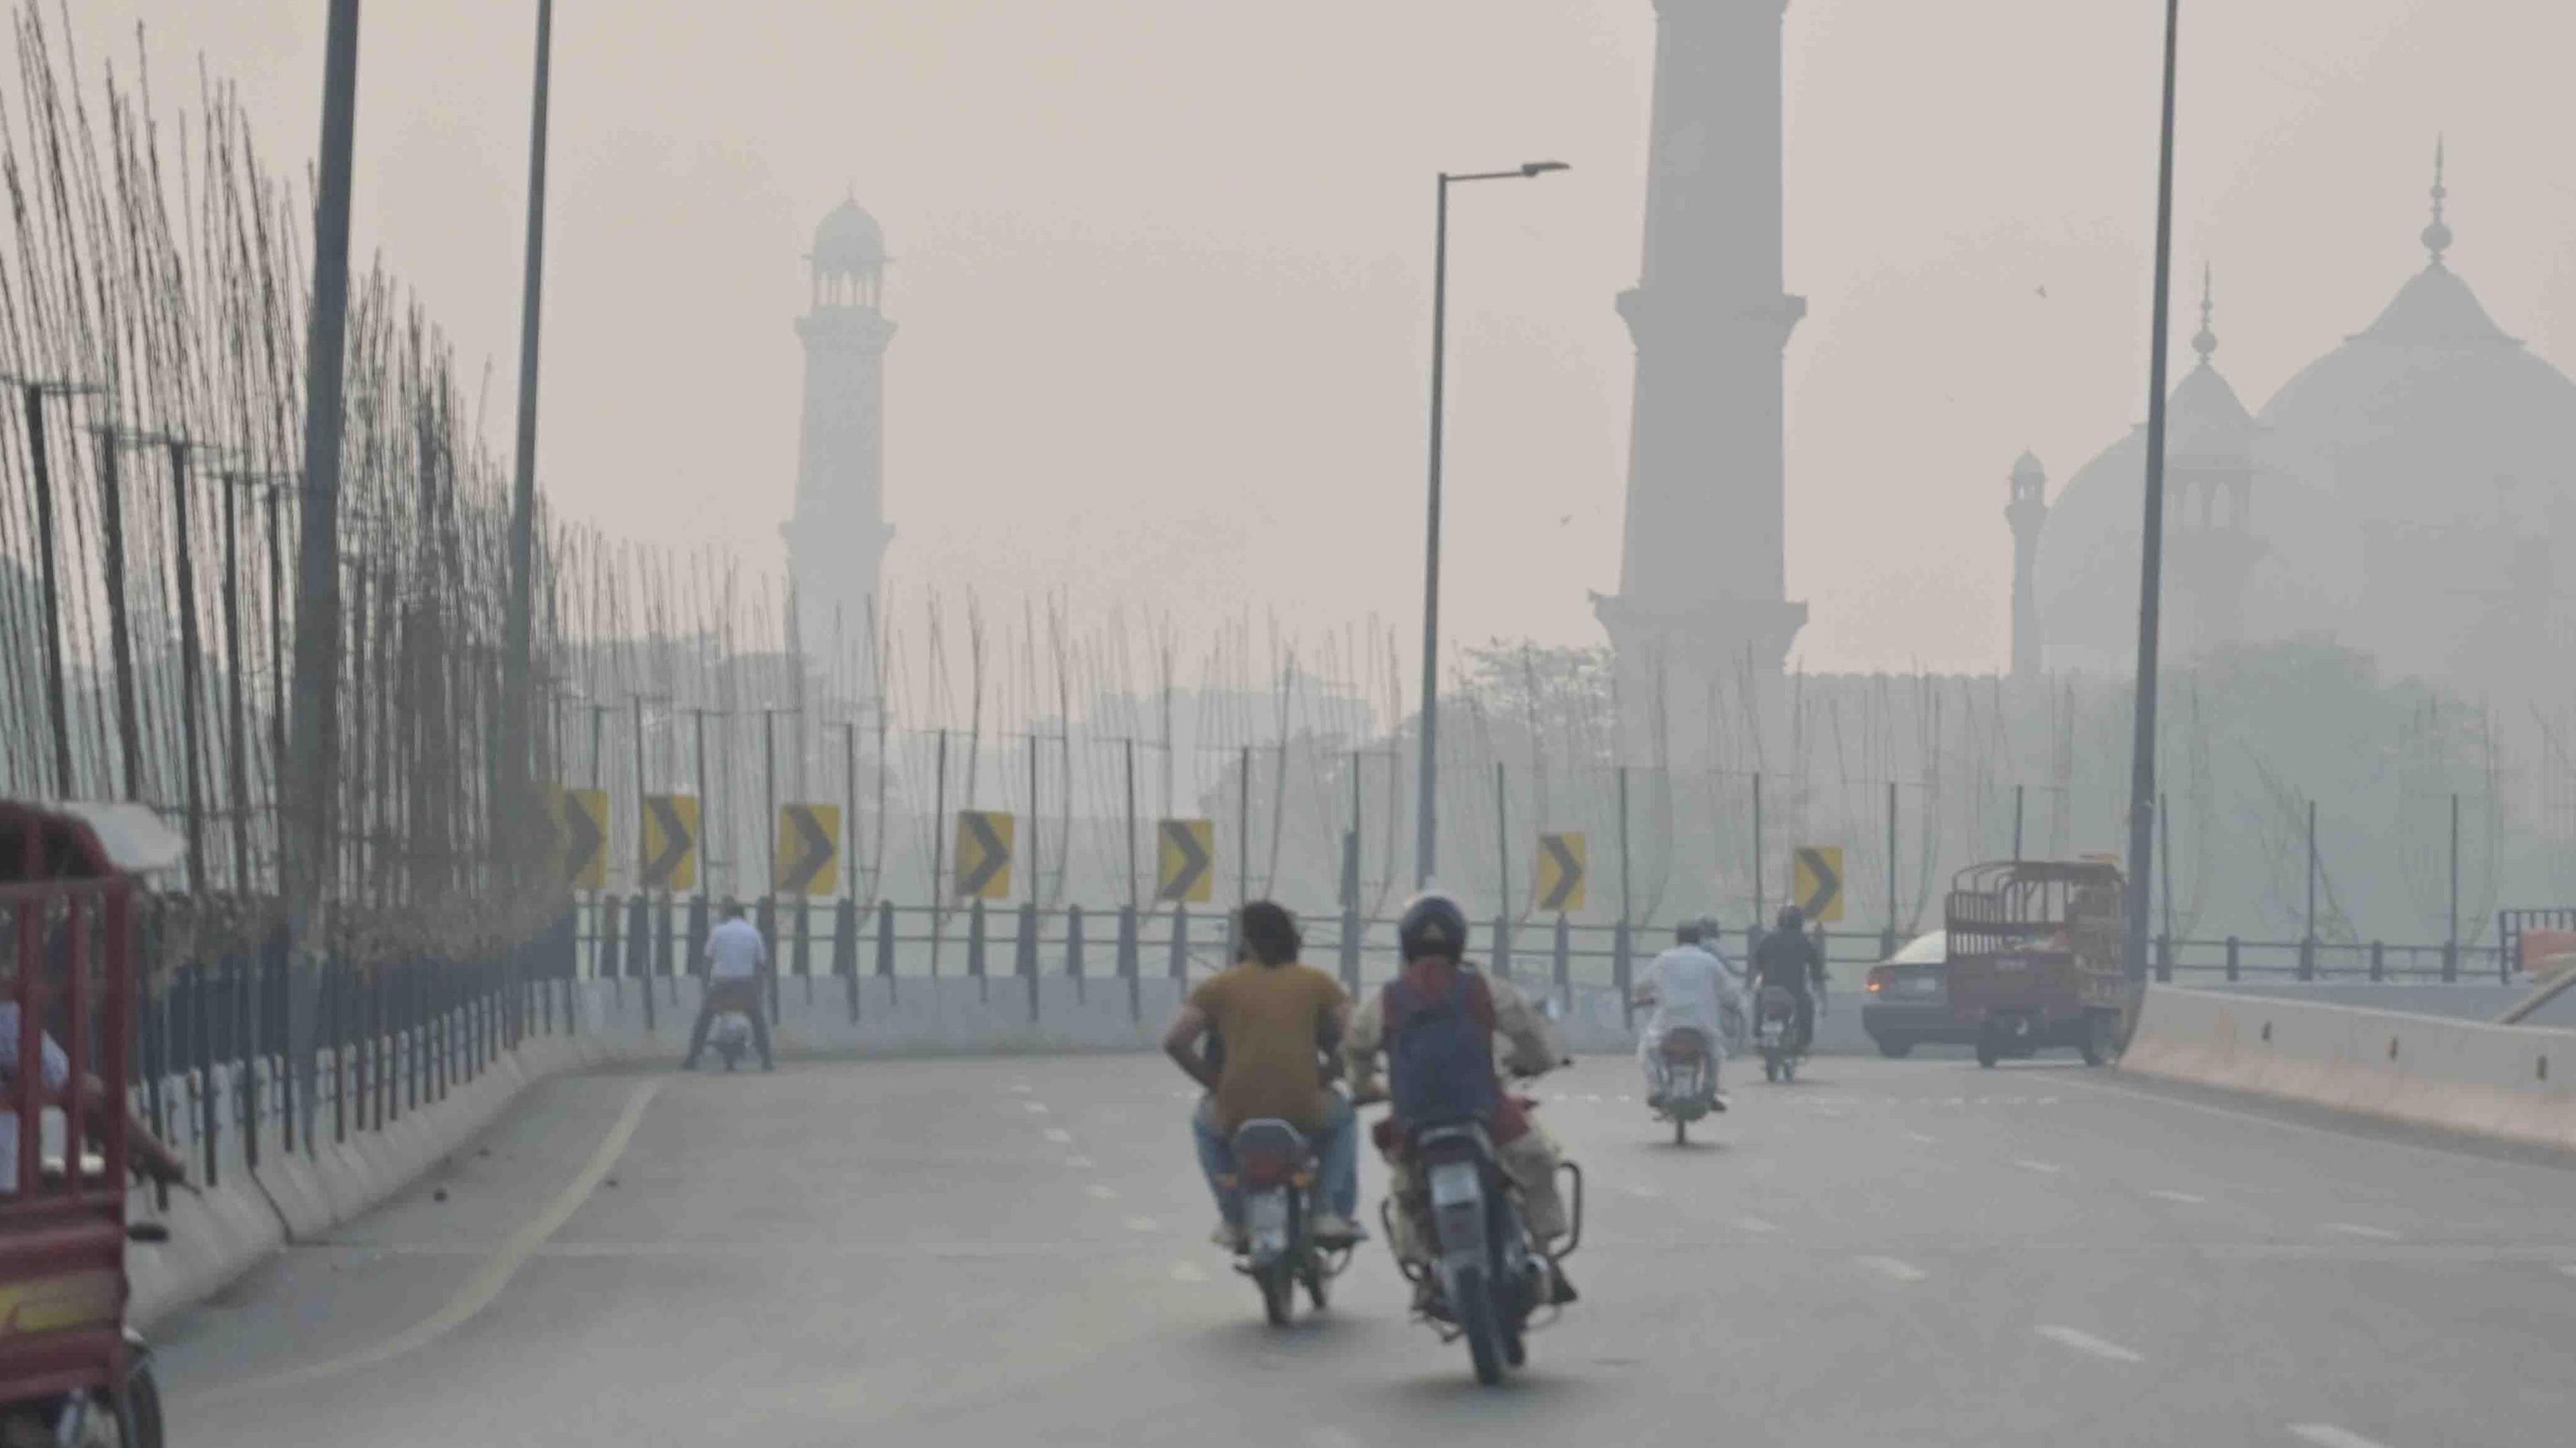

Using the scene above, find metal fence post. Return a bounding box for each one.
[837,898,860,1023]
[2442,939,2459,984]
[2298,935,2316,983]
[1017,903,1041,1023]
[1118,904,1141,1022]
[193,964,217,1188]
[1493,915,1512,983]
[968,899,989,983]
[1554,915,1572,996]
[1066,906,1086,983]
[1613,922,1633,1031]
[1169,906,1190,981]
[2154,932,2171,984]
[2369,940,2385,983]
[1338,906,1361,992]
[876,902,898,979]
[2225,935,2240,983]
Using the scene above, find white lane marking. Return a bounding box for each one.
[1042,1127,1073,1144]
[1735,1215,1782,1234]
[1170,1261,1208,1284]
[2149,1190,2208,1205]
[2037,1096,2060,1105]
[2036,1325,2145,1364]
[1010,1082,1033,1094]
[2012,1158,2063,1174]
[2325,1223,2400,1241]
[1621,1182,1664,1200]
[1022,1101,1051,1115]
[194,1079,663,1404]
[1905,1131,1940,1145]
[2288,1425,2392,1448]
[1123,1215,1164,1233]
[1617,1095,1634,1104]
[1086,1184,1118,1201]
[1065,1155,1095,1170]
[2559,1264,2576,1280]
[1856,1256,1928,1284]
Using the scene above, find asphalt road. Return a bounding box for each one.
[152,1050,2576,1447]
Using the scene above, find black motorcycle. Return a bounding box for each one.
[1381,1113,1585,1386]
[1227,1118,1349,1325]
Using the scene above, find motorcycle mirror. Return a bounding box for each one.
[126,1221,171,1245]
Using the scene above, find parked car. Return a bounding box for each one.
[1862,930,1976,1058]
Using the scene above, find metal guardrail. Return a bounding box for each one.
[563,895,2510,997]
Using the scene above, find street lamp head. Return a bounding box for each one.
[1520,160,1570,177]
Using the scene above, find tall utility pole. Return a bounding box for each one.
[2122,0,2185,989]
[284,0,365,1152]
[500,0,557,851]
[92,429,144,801]
[1413,160,1568,891]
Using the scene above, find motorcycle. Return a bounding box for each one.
[704,980,761,1072]
[1225,1119,1349,1326]
[709,1009,755,1072]
[1756,985,1802,1083]
[1652,1025,1721,1144]
[1387,1112,1585,1387]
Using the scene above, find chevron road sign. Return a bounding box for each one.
[552,787,609,891]
[1157,818,1214,904]
[641,794,699,892]
[775,803,841,897]
[955,810,1015,900]
[1536,832,1587,913]
[1794,845,1845,924]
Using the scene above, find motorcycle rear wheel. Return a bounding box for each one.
[119,1360,166,1448]
[1453,1264,1505,1386]
[1258,1262,1295,1327]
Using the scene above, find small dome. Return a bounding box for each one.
[2011,450,2046,484]
[813,198,885,275]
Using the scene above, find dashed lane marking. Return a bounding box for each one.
[1086,1184,1118,1201]
[1066,1156,1095,1170]
[2560,1264,2576,1280]
[191,1079,663,1404]
[1010,1082,1033,1094]
[2012,1158,2063,1174]
[2036,1325,2145,1364]
[2325,1223,2400,1241]
[1621,1182,1664,1199]
[2288,1426,2392,1448]
[1856,1256,1927,1284]
[1171,1261,1209,1284]
[1043,1127,1074,1144]
[1022,1101,1051,1115]
[1735,1215,1782,1234]
[1905,1131,1940,1145]
[1124,1215,1164,1233]
[2149,1190,2209,1205]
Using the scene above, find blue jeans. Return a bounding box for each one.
[1193,1092,1360,1227]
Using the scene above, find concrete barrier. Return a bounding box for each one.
[2121,984,2576,1151]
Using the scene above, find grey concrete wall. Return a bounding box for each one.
[2122,985,2576,1152]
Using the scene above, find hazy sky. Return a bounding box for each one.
[90,1,2576,677]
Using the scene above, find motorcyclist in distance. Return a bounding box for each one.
[1344,892,1578,1308]
[1752,905,1827,1055]
[1633,916,1733,1111]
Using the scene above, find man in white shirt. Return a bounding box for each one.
[1633,918,1734,1109]
[682,900,774,1071]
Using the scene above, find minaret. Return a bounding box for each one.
[786,197,897,661]
[2164,263,2259,658]
[2006,451,2047,681]
[1593,0,1808,716]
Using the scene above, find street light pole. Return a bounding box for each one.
[1414,160,1568,893]
[502,0,557,856]
[2122,0,2184,989]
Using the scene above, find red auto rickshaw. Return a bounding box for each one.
[1943,858,2131,1068]
[1,800,190,1447]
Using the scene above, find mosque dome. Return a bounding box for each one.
[2031,149,2576,689]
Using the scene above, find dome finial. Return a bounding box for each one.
[2190,261,2218,366]
[2422,134,2453,265]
